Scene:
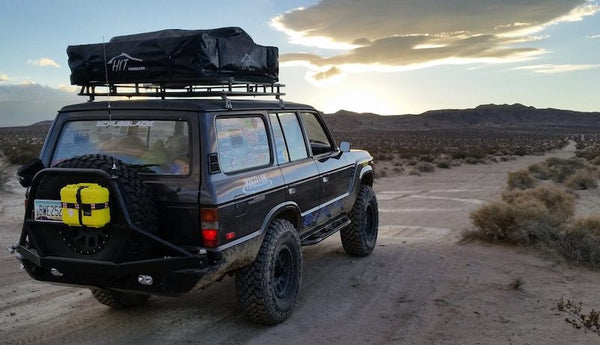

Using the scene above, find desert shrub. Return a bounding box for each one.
[408,168,421,176]
[392,167,404,174]
[555,298,600,336]
[415,161,435,173]
[375,169,388,178]
[468,201,516,242]
[436,161,450,169]
[465,156,480,164]
[502,185,575,226]
[0,160,10,192]
[507,169,535,190]
[407,158,419,166]
[561,217,600,267]
[1,142,43,165]
[565,169,598,190]
[435,154,451,168]
[467,185,574,245]
[545,157,585,182]
[468,197,555,244]
[528,163,551,180]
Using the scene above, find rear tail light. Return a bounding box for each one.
[200,208,219,248]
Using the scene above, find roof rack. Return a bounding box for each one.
[78,80,285,109]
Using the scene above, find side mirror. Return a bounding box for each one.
[17,158,45,187]
[339,141,351,153]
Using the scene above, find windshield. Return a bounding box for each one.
[52,120,190,175]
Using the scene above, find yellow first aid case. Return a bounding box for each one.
[60,183,110,228]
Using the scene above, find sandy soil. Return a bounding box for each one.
[2,143,600,344]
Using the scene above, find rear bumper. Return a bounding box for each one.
[16,245,213,296]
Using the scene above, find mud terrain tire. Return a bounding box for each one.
[341,185,379,257]
[90,288,150,308]
[235,219,302,324]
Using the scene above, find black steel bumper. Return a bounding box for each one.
[16,244,212,296]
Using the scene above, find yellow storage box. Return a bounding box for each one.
[60,183,110,228]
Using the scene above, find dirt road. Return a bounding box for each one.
[2,144,600,344]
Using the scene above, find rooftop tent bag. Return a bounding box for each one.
[67,27,279,85]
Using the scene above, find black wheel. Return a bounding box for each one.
[90,288,149,308]
[341,185,379,257]
[235,219,302,324]
[33,154,157,260]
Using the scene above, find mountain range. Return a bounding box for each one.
[323,104,600,132]
[1,104,600,134]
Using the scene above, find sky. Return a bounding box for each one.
[0,0,599,126]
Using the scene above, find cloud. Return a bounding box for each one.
[272,0,599,82]
[514,64,600,73]
[0,74,8,82]
[588,34,600,39]
[27,57,61,68]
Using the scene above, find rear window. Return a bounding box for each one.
[52,120,190,175]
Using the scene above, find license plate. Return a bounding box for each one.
[34,199,63,222]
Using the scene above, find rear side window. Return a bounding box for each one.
[216,116,270,173]
[277,113,308,162]
[52,120,190,175]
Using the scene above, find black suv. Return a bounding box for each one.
[12,29,378,324]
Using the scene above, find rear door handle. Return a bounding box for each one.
[322,176,330,183]
[288,187,297,195]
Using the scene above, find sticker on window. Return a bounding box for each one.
[216,117,270,173]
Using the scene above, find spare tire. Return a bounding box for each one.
[33,154,157,260]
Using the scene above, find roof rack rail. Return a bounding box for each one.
[78,80,285,109]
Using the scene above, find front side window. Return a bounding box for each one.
[52,120,190,175]
[301,112,334,155]
[216,116,270,173]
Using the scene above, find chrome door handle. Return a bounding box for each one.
[288,187,297,195]
[322,176,330,183]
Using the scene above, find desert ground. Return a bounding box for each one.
[2,143,600,344]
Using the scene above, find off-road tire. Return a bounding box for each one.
[235,219,302,324]
[341,185,378,257]
[90,288,150,308]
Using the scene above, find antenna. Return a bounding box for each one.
[102,36,118,175]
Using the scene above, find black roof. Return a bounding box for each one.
[59,99,315,113]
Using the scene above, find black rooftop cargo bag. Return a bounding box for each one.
[67,27,279,85]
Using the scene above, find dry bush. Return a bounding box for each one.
[545,157,586,182]
[560,217,600,267]
[502,185,575,226]
[528,163,551,180]
[507,169,536,190]
[467,185,574,245]
[555,298,600,336]
[565,169,599,190]
[435,154,451,169]
[408,168,421,176]
[0,159,10,192]
[415,161,435,173]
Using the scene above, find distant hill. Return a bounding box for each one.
[1,104,600,135]
[323,104,600,132]
[0,120,52,136]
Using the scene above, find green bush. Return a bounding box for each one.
[507,169,535,190]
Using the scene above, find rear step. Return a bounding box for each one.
[301,216,351,246]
